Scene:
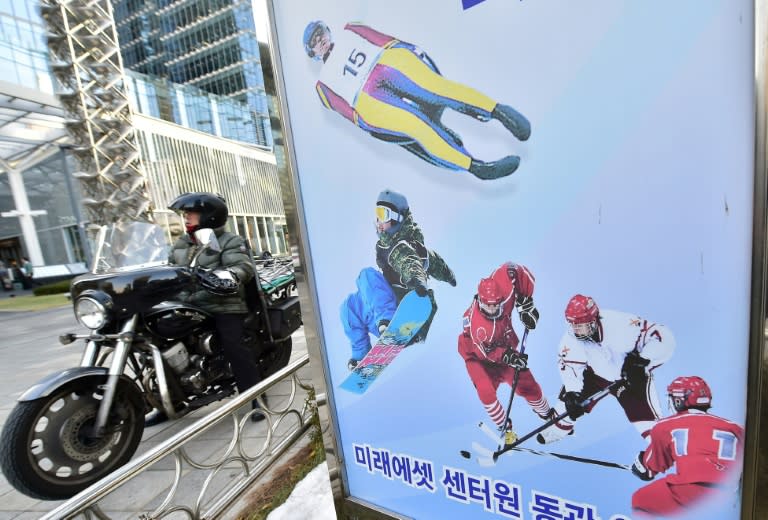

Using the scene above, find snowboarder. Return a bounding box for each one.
[537,294,676,444]
[631,376,744,517]
[341,189,455,370]
[457,262,552,446]
[303,21,530,180]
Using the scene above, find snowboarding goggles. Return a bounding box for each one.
[375,205,403,223]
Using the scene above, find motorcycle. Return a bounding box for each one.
[0,221,301,500]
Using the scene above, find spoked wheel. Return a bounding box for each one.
[0,377,144,500]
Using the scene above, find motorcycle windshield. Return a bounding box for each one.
[92,221,173,273]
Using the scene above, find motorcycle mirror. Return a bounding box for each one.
[189,229,222,268]
[194,228,219,250]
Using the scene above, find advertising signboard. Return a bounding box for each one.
[266,1,759,518]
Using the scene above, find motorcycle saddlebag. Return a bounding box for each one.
[268,296,301,339]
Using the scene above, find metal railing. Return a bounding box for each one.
[42,354,315,520]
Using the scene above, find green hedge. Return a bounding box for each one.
[33,279,72,296]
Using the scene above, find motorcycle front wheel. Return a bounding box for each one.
[0,377,144,500]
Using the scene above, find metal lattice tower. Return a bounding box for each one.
[40,0,152,225]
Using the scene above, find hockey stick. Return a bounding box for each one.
[491,380,625,462]
[497,328,528,446]
[471,441,630,471]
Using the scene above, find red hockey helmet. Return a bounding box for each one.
[565,294,600,340]
[477,277,503,319]
[667,376,712,412]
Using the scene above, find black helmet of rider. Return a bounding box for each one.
[168,192,228,232]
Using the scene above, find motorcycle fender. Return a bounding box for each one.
[18,367,118,402]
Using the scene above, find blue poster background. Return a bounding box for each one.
[270,1,754,518]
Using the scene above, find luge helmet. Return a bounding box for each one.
[667,376,712,412]
[303,21,331,61]
[168,192,228,232]
[565,294,600,340]
[376,189,408,235]
[477,277,504,319]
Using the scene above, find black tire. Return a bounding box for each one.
[261,337,293,379]
[0,377,144,500]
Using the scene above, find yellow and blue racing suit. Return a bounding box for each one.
[315,23,499,171]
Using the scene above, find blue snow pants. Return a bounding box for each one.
[340,267,397,361]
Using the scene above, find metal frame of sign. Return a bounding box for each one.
[262,1,768,518]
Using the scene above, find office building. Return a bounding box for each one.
[114,0,273,147]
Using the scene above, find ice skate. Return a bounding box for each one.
[536,410,574,444]
[492,104,531,141]
[469,155,520,180]
[504,425,518,447]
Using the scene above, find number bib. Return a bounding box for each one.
[319,29,383,107]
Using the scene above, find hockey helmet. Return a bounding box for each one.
[303,21,332,61]
[565,294,600,340]
[168,192,228,232]
[477,277,504,319]
[376,189,408,235]
[667,376,712,412]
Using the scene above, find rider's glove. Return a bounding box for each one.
[199,268,240,295]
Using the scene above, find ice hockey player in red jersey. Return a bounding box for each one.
[457,262,552,446]
[630,375,744,517]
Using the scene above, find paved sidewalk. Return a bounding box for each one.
[0,306,310,519]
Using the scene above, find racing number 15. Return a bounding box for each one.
[343,49,366,76]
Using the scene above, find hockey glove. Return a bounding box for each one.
[501,349,528,370]
[516,295,539,330]
[198,268,240,296]
[621,351,651,389]
[562,391,586,420]
[631,451,655,481]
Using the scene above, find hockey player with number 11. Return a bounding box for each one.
[537,294,676,444]
[631,376,744,517]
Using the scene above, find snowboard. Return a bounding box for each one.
[339,290,435,394]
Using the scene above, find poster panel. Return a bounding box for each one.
[269,1,755,519]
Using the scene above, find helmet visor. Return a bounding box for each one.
[478,300,501,319]
[375,205,402,223]
[570,321,594,339]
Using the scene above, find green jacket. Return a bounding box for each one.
[168,229,255,314]
[375,213,455,298]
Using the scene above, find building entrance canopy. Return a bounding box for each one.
[0,79,68,172]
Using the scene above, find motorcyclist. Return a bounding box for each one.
[145,192,262,425]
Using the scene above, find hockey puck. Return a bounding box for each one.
[459,450,471,459]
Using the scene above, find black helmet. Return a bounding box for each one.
[168,192,228,231]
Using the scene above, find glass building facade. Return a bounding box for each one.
[0,0,53,93]
[126,71,268,146]
[114,0,272,147]
[0,151,85,266]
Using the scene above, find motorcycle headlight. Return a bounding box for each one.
[75,297,107,330]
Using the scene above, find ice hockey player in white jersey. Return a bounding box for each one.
[537,294,675,444]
